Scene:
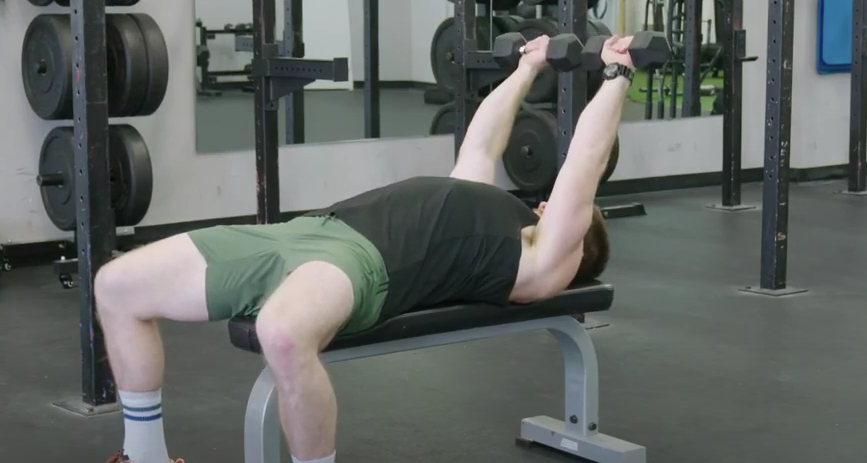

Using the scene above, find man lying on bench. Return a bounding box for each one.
[95,34,634,463]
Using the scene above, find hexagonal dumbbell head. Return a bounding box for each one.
[581,35,607,71]
[546,34,583,71]
[628,31,671,69]
[493,32,527,70]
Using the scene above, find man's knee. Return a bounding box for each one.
[94,260,124,307]
[255,307,326,372]
[94,257,146,319]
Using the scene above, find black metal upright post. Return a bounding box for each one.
[284,0,305,144]
[666,0,680,119]
[681,0,703,117]
[60,0,117,414]
[741,0,804,297]
[363,0,381,138]
[453,0,477,156]
[254,0,281,223]
[556,0,588,171]
[845,0,867,194]
[708,0,756,212]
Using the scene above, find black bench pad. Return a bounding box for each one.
[228,281,613,354]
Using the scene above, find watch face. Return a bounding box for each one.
[603,65,618,79]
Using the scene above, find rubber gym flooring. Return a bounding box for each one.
[194,88,697,153]
[1,180,865,462]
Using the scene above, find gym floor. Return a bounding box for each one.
[1,180,865,462]
[194,88,685,153]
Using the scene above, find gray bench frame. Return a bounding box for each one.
[241,315,646,463]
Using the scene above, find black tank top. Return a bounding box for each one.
[306,176,539,320]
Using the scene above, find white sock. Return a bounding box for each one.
[119,389,171,463]
[292,452,336,463]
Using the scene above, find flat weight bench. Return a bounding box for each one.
[228,281,646,463]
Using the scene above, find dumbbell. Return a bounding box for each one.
[493,32,583,72]
[581,31,671,70]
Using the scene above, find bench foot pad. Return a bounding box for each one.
[520,416,646,463]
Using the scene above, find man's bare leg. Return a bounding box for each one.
[95,233,210,463]
[254,261,355,463]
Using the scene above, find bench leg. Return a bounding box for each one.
[518,317,647,463]
[244,366,282,463]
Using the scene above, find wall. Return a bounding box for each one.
[348,0,414,82]
[788,0,850,168]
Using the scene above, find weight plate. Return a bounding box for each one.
[515,3,537,19]
[429,101,480,135]
[110,125,153,227]
[430,18,494,91]
[503,109,558,192]
[106,14,150,118]
[129,13,170,116]
[430,103,457,135]
[514,18,559,104]
[586,18,612,98]
[601,135,619,183]
[28,0,55,6]
[21,15,74,120]
[38,127,77,231]
[495,15,524,31]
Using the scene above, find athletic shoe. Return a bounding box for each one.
[104,451,130,463]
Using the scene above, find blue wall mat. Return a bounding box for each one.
[817,0,853,74]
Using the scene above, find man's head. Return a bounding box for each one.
[533,203,610,283]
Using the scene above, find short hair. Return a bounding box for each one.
[571,206,610,284]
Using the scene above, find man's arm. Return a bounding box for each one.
[450,38,549,183]
[530,50,632,295]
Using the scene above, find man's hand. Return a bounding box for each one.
[601,35,635,69]
[518,35,550,72]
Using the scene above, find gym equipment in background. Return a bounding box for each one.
[21,13,169,120]
[44,0,347,413]
[445,0,523,9]
[195,20,256,97]
[523,0,600,8]
[36,125,154,232]
[429,101,480,135]
[430,17,511,92]
[502,109,559,191]
[30,0,142,5]
[502,109,618,191]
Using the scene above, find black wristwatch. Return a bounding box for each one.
[602,63,634,84]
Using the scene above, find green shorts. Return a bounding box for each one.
[187,216,389,335]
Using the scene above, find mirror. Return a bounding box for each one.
[193,0,724,154]
[608,0,723,122]
[193,0,446,154]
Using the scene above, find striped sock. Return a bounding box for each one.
[119,389,171,463]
